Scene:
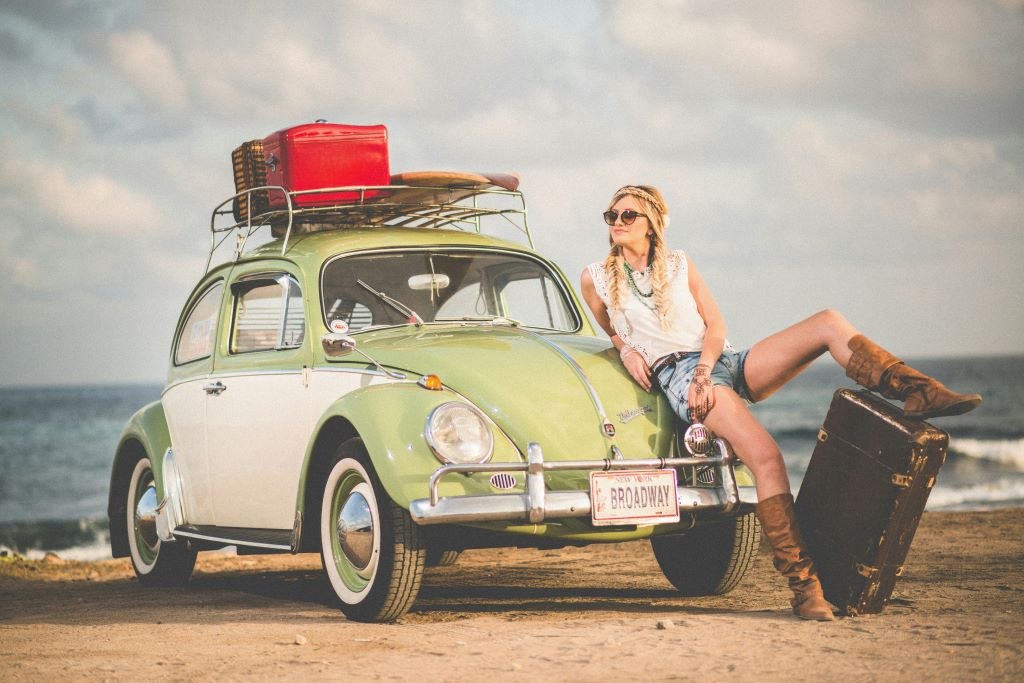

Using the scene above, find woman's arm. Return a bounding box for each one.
[687,256,727,420]
[580,267,616,339]
[580,267,653,391]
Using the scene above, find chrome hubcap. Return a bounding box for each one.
[134,484,159,551]
[337,490,374,572]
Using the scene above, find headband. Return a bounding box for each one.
[613,186,667,216]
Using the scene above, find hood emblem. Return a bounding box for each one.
[618,405,653,424]
[602,421,617,438]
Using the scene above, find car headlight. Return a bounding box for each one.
[425,402,494,465]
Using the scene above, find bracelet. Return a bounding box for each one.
[691,374,713,398]
[692,374,713,389]
[619,345,638,362]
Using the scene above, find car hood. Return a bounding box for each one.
[354,325,675,466]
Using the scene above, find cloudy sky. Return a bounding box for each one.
[1,0,1022,387]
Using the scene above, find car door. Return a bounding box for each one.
[204,267,312,530]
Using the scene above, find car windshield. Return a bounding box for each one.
[321,250,579,333]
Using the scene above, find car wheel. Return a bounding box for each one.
[651,511,761,596]
[126,457,197,586]
[425,547,461,567]
[320,438,425,622]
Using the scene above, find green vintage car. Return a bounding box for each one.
[107,174,759,622]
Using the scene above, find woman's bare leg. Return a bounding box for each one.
[743,309,859,402]
[702,387,790,500]
[703,386,835,620]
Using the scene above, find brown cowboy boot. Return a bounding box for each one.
[757,493,834,621]
[846,335,981,419]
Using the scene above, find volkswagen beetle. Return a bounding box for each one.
[107,172,760,622]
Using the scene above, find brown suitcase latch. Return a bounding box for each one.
[856,563,879,579]
[817,428,829,443]
[891,473,912,488]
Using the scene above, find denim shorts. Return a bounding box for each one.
[653,349,753,424]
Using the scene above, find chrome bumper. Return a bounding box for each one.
[409,441,758,526]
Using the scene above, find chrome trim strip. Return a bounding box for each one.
[171,528,292,551]
[714,438,740,508]
[155,448,186,542]
[154,499,175,543]
[162,369,305,396]
[290,510,303,553]
[527,443,545,523]
[309,366,394,377]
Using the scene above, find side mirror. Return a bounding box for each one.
[322,333,357,357]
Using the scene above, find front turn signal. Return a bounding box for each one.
[418,374,443,391]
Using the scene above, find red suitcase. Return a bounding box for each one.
[263,122,389,208]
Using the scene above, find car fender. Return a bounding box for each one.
[297,381,522,514]
[107,400,172,557]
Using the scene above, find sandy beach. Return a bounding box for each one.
[2,508,1022,681]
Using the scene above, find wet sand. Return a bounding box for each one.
[2,509,1022,681]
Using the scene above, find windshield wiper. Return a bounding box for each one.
[357,279,424,326]
[434,315,522,327]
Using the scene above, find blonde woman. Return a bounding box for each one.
[580,184,980,621]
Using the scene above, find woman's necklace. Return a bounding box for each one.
[623,261,656,309]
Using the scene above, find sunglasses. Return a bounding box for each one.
[603,209,648,226]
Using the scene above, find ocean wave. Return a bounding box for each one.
[23,540,112,561]
[764,427,822,442]
[949,437,1024,470]
[927,478,1024,511]
[0,517,108,557]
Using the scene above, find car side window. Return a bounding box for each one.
[230,275,305,354]
[174,282,224,365]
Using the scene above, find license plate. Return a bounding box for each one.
[589,469,680,526]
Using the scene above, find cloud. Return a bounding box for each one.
[106,30,189,113]
[770,115,1024,269]
[1,98,85,147]
[0,156,164,236]
[612,1,826,92]
[9,256,39,288]
[893,0,1016,94]
[1,0,1023,386]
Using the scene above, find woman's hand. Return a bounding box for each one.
[620,346,653,392]
[687,364,715,422]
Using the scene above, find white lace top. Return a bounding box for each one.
[587,250,725,365]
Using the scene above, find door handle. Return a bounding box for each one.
[203,381,227,396]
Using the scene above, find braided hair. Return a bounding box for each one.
[602,185,674,330]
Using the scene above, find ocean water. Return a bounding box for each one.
[1,355,1021,558]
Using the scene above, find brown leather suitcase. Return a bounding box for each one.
[795,388,949,615]
[231,139,269,222]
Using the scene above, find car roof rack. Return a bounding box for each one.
[205,179,532,274]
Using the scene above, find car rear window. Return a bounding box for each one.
[174,282,223,365]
